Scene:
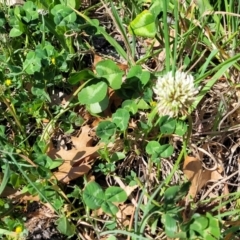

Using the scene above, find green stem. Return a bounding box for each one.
[40,79,92,143]
[41,14,46,46]
[161,115,192,193]
[1,97,25,135]
[163,0,170,72]
[6,152,59,214]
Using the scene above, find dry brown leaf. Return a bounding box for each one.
[47,125,101,182]
[54,163,91,183]
[183,155,227,200]
[0,186,18,198]
[119,204,135,216]
[93,54,102,69]
[48,125,99,162]
[102,88,122,117]
[183,156,204,199]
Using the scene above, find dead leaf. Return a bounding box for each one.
[0,186,18,198]
[54,163,91,183]
[47,125,101,182]
[93,54,103,69]
[48,125,99,162]
[183,155,228,201]
[183,156,205,199]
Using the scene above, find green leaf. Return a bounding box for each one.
[67,0,80,9]
[68,70,96,85]
[110,152,126,162]
[127,65,150,85]
[160,118,176,134]
[190,215,209,233]
[101,201,118,215]
[83,181,105,209]
[159,144,174,158]
[0,163,10,196]
[112,108,130,131]
[9,28,23,37]
[146,141,161,155]
[149,0,163,18]
[10,173,24,189]
[23,51,41,74]
[31,87,51,102]
[0,125,6,138]
[206,213,220,238]
[96,121,116,141]
[22,1,38,21]
[88,95,109,114]
[96,60,124,90]
[78,81,108,104]
[56,216,75,237]
[163,213,178,238]
[51,4,76,25]
[137,99,150,109]
[122,100,138,114]
[175,120,188,136]
[164,186,180,204]
[49,159,63,170]
[105,187,127,202]
[129,10,156,38]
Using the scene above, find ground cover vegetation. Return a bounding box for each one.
[0,0,240,239]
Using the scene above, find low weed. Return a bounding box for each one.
[0,0,240,239]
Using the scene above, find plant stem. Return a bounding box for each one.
[1,97,25,136]
[40,79,92,143]
[161,115,193,193]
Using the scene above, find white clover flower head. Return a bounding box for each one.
[153,70,198,117]
[37,9,49,16]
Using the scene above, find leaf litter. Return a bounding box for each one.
[47,125,102,183]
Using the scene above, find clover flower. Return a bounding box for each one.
[37,9,49,16]
[153,70,198,117]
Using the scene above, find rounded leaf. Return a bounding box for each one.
[96,121,116,141]
[127,65,150,85]
[111,152,126,162]
[96,60,124,89]
[159,144,174,158]
[112,108,130,131]
[78,81,108,104]
[83,182,105,209]
[122,100,138,114]
[105,186,127,202]
[146,141,161,155]
[160,118,176,134]
[68,70,95,85]
[164,186,180,204]
[56,216,75,237]
[88,95,109,114]
[175,120,188,136]
[129,10,156,38]
[101,201,118,216]
[51,4,76,25]
[163,213,178,238]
